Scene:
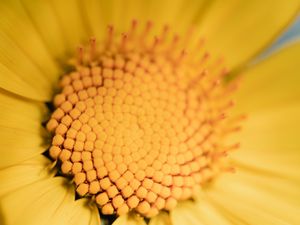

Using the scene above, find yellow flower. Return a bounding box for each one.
[0,1,300,225]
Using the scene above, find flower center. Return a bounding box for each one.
[46,22,240,218]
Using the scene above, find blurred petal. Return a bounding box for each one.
[47,0,89,50]
[1,0,298,100]
[211,41,300,224]
[233,104,300,178]
[149,212,172,225]
[235,42,300,112]
[20,0,89,55]
[232,42,300,177]
[0,156,52,197]
[20,0,68,57]
[0,0,60,100]
[197,0,300,69]
[82,0,209,36]
[0,177,100,225]
[112,214,146,225]
[88,205,102,225]
[207,171,300,224]
[66,199,100,225]
[0,90,48,169]
[171,200,231,225]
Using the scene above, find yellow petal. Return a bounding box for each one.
[149,212,172,225]
[87,203,102,225]
[231,42,300,178]
[7,0,208,60]
[0,177,100,225]
[234,169,300,206]
[206,172,300,224]
[132,0,206,32]
[0,155,52,197]
[80,0,115,38]
[82,0,208,36]
[171,200,231,225]
[112,213,146,225]
[20,0,67,57]
[210,41,300,224]
[235,42,300,112]
[0,0,206,100]
[0,90,48,168]
[0,1,60,100]
[57,199,100,225]
[48,0,89,50]
[196,0,300,69]
[17,0,88,55]
[232,104,300,179]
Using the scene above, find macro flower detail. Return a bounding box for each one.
[0,1,300,225]
[46,25,240,217]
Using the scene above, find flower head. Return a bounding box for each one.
[0,1,300,225]
[46,24,240,217]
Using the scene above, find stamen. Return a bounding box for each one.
[160,25,169,42]
[149,36,160,52]
[166,34,180,55]
[129,19,138,38]
[77,46,84,65]
[90,37,96,60]
[225,143,240,152]
[106,25,114,49]
[120,33,128,52]
[198,52,210,67]
[142,21,153,39]
[221,166,236,174]
[174,49,187,64]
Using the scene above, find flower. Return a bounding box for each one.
[0,1,300,225]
